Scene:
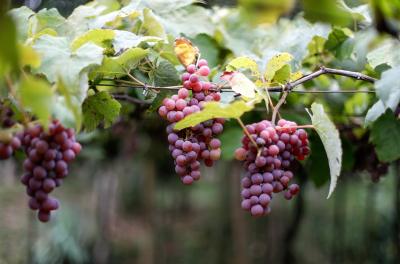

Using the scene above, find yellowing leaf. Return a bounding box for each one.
[174,100,254,130]
[264,52,293,82]
[226,56,260,77]
[19,76,54,127]
[308,103,342,199]
[174,37,199,67]
[221,72,257,98]
[290,71,303,81]
[71,29,115,51]
[19,44,41,68]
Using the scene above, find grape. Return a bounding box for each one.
[234,119,310,216]
[158,58,224,185]
[0,103,21,160]
[20,120,81,222]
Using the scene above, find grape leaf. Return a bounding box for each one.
[174,100,255,130]
[221,72,257,99]
[94,47,149,77]
[365,100,386,126]
[113,31,161,53]
[141,8,166,38]
[19,76,54,127]
[19,44,41,68]
[375,66,400,111]
[226,56,260,77]
[367,39,400,68]
[8,6,35,41]
[370,111,400,162]
[303,0,354,26]
[71,29,115,51]
[153,61,181,87]
[82,91,121,131]
[0,14,19,77]
[264,53,293,82]
[32,35,104,103]
[308,103,342,198]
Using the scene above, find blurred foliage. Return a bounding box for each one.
[2,0,400,263]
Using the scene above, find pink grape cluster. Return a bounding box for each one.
[0,103,21,160]
[158,59,224,185]
[19,120,82,222]
[234,119,310,217]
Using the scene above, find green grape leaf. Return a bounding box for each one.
[367,39,400,68]
[32,35,103,103]
[19,76,54,127]
[226,56,260,77]
[174,100,255,130]
[113,31,161,53]
[273,64,291,84]
[370,111,400,162]
[71,29,115,51]
[324,27,353,51]
[95,48,148,78]
[82,91,121,131]
[8,6,35,41]
[303,0,354,26]
[153,61,181,86]
[365,100,386,126]
[375,66,400,111]
[192,34,220,68]
[141,8,166,38]
[308,103,342,198]
[0,14,19,78]
[264,52,293,82]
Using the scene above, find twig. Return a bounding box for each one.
[271,90,289,125]
[236,117,258,150]
[112,94,151,105]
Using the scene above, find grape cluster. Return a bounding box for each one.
[0,103,21,160]
[158,59,224,184]
[234,119,310,216]
[19,120,81,222]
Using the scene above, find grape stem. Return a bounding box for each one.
[236,117,258,150]
[271,89,289,125]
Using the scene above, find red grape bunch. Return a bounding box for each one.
[234,119,310,217]
[19,120,82,222]
[158,59,224,185]
[0,102,21,160]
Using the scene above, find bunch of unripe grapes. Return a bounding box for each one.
[235,119,310,216]
[159,59,224,184]
[19,120,81,222]
[0,103,21,160]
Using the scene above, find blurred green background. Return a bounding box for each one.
[1,0,399,263]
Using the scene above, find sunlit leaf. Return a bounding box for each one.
[308,103,342,199]
[226,56,260,77]
[71,29,116,51]
[95,47,149,77]
[221,72,257,98]
[174,100,255,130]
[264,52,293,82]
[19,44,41,68]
